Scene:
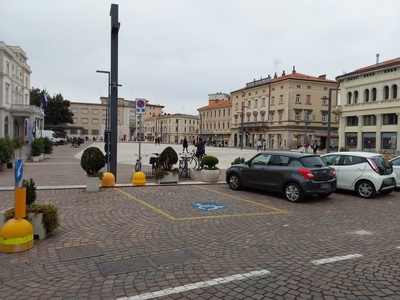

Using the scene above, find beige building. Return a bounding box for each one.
[231,68,340,150]
[69,97,163,141]
[0,42,41,140]
[198,93,232,146]
[336,56,400,151]
[155,113,199,144]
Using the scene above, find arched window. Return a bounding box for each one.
[392,84,398,99]
[4,116,9,137]
[384,86,390,100]
[371,88,377,101]
[354,91,359,103]
[364,89,370,102]
[347,92,352,104]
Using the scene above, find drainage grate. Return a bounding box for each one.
[97,257,153,276]
[148,250,198,267]
[57,244,103,262]
[97,250,198,276]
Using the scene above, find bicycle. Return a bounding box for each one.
[149,153,160,174]
[186,148,199,169]
[179,153,192,178]
[134,154,148,172]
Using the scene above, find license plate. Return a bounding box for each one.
[321,183,331,189]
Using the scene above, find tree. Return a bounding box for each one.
[29,88,74,126]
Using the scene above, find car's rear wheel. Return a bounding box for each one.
[380,188,394,195]
[228,173,242,190]
[284,183,304,202]
[355,180,376,198]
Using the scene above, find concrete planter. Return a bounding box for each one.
[157,172,179,184]
[0,211,46,240]
[201,169,221,182]
[86,177,100,192]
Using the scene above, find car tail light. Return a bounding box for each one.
[298,168,314,179]
[331,167,336,177]
[367,158,379,174]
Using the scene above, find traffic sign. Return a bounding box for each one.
[15,159,23,183]
[136,98,146,114]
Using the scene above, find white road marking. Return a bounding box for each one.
[311,253,363,265]
[117,269,270,300]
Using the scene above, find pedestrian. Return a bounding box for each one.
[183,137,189,153]
[257,139,262,151]
[263,139,267,151]
[195,138,205,169]
[312,142,318,154]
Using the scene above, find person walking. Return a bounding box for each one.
[183,137,189,153]
[195,138,205,169]
[312,141,318,154]
[263,139,267,151]
[257,139,262,151]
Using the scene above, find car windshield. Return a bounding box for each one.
[300,156,325,168]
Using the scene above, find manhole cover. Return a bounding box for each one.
[97,257,153,276]
[57,244,103,262]
[148,250,198,267]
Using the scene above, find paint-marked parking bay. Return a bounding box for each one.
[116,185,287,220]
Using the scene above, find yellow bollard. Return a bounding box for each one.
[132,171,146,186]
[0,187,34,253]
[101,172,115,187]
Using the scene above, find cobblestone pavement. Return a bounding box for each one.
[0,143,400,299]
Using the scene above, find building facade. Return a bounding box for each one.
[336,57,400,152]
[0,42,42,140]
[231,68,340,150]
[69,97,164,141]
[155,113,199,145]
[198,93,231,146]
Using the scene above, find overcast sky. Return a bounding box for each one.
[1,0,400,115]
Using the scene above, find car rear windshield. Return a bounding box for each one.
[300,156,326,168]
[370,156,392,175]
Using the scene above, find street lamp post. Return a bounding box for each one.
[322,88,338,153]
[96,70,110,172]
[240,104,248,150]
[176,119,179,144]
[304,111,309,146]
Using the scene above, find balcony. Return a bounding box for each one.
[11,104,41,116]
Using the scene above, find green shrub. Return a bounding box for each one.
[0,137,14,163]
[339,147,349,152]
[80,147,106,178]
[231,157,245,165]
[202,155,219,170]
[158,146,178,171]
[42,137,53,154]
[30,138,44,157]
[22,178,37,205]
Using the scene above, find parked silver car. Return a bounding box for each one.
[321,151,396,198]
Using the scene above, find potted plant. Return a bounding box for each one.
[80,146,106,192]
[42,137,54,157]
[0,137,13,170]
[30,138,44,161]
[231,157,245,165]
[12,136,25,159]
[154,146,179,184]
[201,155,221,182]
[1,178,60,239]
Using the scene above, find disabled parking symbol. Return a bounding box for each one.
[190,202,227,211]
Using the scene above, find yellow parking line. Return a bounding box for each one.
[116,188,177,220]
[194,185,287,214]
[115,186,287,221]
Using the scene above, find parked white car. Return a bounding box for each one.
[389,156,400,187]
[321,151,396,198]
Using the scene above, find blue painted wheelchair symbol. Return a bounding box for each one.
[190,202,226,211]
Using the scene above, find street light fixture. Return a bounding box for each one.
[322,88,338,153]
[240,104,249,150]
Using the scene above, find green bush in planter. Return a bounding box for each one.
[158,146,178,171]
[30,138,44,157]
[23,178,37,205]
[41,137,53,154]
[0,137,14,163]
[339,147,349,152]
[202,155,219,170]
[80,147,106,178]
[231,157,245,165]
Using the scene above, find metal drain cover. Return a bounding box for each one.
[57,244,103,262]
[97,257,153,276]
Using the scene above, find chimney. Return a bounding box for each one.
[319,74,326,79]
[292,66,296,74]
[274,72,277,78]
[376,53,380,64]
[282,70,286,76]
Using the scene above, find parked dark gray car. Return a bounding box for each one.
[226,151,336,202]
